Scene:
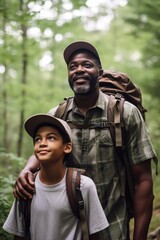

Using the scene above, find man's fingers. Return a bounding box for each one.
[13,171,35,199]
[13,180,33,199]
[27,172,35,186]
[13,185,28,200]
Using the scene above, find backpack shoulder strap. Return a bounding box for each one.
[107,93,125,147]
[19,198,31,238]
[19,171,38,239]
[54,97,73,120]
[107,94,135,218]
[66,168,89,240]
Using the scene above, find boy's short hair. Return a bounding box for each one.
[24,114,72,143]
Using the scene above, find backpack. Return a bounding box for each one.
[99,70,147,120]
[54,70,147,220]
[19,168,89,240]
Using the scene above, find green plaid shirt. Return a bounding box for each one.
[49,91,157,240]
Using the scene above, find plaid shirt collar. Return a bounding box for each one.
[67,90,107,113]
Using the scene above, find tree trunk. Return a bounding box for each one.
[17,0,28,157]
[2,0,9,154]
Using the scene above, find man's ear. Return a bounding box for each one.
[64,143,72,154]
[99,68,103,78]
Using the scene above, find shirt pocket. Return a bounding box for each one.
[98,129,116,163]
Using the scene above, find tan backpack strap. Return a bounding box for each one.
[108,94,123,146]
[66,168,89,240]
[54,97,73,120]
[107,94,125,147]
[107,95,135,218]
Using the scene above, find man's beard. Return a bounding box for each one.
[69,74,98,95]
[72,82,90,94]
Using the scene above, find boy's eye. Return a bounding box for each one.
[48,136,55,141]
[34,137,41,143]
[34,137,55,142]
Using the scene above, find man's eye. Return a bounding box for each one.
[69,65,76,71]
[84,63,92,68]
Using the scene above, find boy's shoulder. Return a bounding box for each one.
[80,174,95,187]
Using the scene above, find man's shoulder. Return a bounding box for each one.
[48,97,74,116]
[47,105,59,116]
[123,100,143,118]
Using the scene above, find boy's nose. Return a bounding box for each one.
[40,139,47,146]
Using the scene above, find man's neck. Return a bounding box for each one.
[74,89,99,115]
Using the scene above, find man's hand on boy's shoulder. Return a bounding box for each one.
[13,171,35,200]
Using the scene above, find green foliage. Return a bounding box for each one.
[0,151,26,239]
[0,151,25,175]
[125,0,160,99]
[0,175,15,240]
[0,0,159,236]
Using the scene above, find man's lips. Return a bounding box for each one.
[74,77,88,84]
[75,79,86,84]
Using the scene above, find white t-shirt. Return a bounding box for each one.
[3,170,109,240]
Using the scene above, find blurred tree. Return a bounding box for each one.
[1,0,9,155]
[17,0,29,157]
[126,0,160,98]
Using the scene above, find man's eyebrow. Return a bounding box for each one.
[69,59,94,65]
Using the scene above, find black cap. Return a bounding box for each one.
[63,41,102,67]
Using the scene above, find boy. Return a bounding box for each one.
[3,113,109,240]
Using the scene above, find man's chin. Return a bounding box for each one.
[73,86,90,94]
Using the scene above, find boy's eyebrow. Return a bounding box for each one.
[34,131,58,138]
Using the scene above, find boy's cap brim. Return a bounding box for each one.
[24,114,72,142]
[63,41,101,66]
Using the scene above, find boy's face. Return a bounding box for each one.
[34,125,72,163]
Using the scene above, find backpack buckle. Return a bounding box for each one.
[76,187,84,209]
[115,93,122,100]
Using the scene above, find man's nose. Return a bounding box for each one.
[76,65,84,72]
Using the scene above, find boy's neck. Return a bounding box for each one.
[39,164,66,185]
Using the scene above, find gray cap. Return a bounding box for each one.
[24,114,72,142]
[63,41,102,67]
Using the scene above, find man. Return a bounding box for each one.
[14,41,158,240]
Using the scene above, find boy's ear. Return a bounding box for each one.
[64,143,72,154]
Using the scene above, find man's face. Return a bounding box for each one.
[67,51,102,95]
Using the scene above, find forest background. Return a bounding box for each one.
[0,0,159,239]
